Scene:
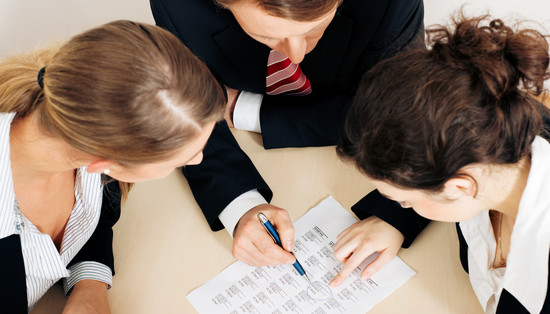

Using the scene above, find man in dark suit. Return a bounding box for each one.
[150,0,425,272]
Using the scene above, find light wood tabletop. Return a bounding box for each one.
[32,128,484,314]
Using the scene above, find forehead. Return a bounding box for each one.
[371,179,418,198]
[228,1,336,37]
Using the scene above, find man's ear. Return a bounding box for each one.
[442,168,481,200]
[86,159,115,174]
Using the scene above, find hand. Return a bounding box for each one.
[233,204,296,266]
[62,279,110,314]
[329,216,404,287]
[224,86,240,128]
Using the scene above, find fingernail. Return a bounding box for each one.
[362,270,372,280]
[286,241,294,251]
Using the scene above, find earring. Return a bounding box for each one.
[103,169,111,175]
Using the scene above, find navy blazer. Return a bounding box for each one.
[0,181,121,313]
[151,0,425,230]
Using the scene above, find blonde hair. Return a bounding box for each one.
[0,20,225,201]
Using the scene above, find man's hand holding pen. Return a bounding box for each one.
[258,212,311,283]
[232,204,296,267]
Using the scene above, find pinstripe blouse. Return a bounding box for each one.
[0,112,112,309]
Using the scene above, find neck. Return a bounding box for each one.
[9,113,88,181]
[487,156,531,221]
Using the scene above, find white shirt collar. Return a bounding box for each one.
[460,136,550,314]
[0,112,18,239]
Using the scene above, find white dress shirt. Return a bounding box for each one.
[459,136,550,314]
[0,112,111,309]
[233,91,263,133]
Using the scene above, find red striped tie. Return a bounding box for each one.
[266,50,312,96]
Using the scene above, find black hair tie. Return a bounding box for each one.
[37,67,46,89]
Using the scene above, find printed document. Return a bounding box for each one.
[187,196,415,313]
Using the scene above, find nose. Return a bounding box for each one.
[280,37,307,64]
[187,152,204,166]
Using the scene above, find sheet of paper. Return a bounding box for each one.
[187,196,415,313]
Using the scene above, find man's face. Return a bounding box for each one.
[228,1,337,64]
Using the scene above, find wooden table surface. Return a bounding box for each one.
[32,128,485,314]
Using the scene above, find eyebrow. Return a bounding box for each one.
[248,14,332,40]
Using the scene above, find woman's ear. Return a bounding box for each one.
[86,159,115,174]
[442,167,482,200]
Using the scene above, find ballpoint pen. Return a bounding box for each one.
[258,212,311,283]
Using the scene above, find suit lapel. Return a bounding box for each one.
[0,234,28,313]
[213,23,271,93]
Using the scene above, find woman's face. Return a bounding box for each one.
[370,179,486,222]
[106,121,215,183]
[227,1,337,64]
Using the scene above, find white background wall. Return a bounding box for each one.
[1,0,550,59]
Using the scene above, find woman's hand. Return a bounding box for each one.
[62,279,110,314]
[329,216,404,287]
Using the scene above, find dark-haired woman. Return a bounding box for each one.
[333,16,550,313]
[1,21,224,313]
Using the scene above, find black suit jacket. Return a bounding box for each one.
[0,181,121,313]
[151,0,425,230]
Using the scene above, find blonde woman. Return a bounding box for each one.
[0,20,224,313]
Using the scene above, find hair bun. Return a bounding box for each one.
[428,15,550,99]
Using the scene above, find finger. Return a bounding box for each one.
[329,249,369,287]
[336,224,354,241]
[361,249,396,280]
[333,229,355,252]
[333,243,353,263]
[233,235,269,266]
[233,220,276,266]
[271,211,295,252]
[242,215,295,265]
[234,247,262,267]
[255,237,295,265]
[333,235,373,263]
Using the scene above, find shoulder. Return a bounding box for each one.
[151,0,233,27]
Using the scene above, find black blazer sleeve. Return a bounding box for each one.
[68,180,121,274]
[182,121,272,231]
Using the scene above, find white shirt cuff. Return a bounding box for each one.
[63,261,113,295]
[233,91,263,133]
[219,189,268,238]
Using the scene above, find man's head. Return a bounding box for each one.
[217,0,342,63]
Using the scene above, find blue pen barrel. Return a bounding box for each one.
[258,213,308,278]
[263,220,282,245]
